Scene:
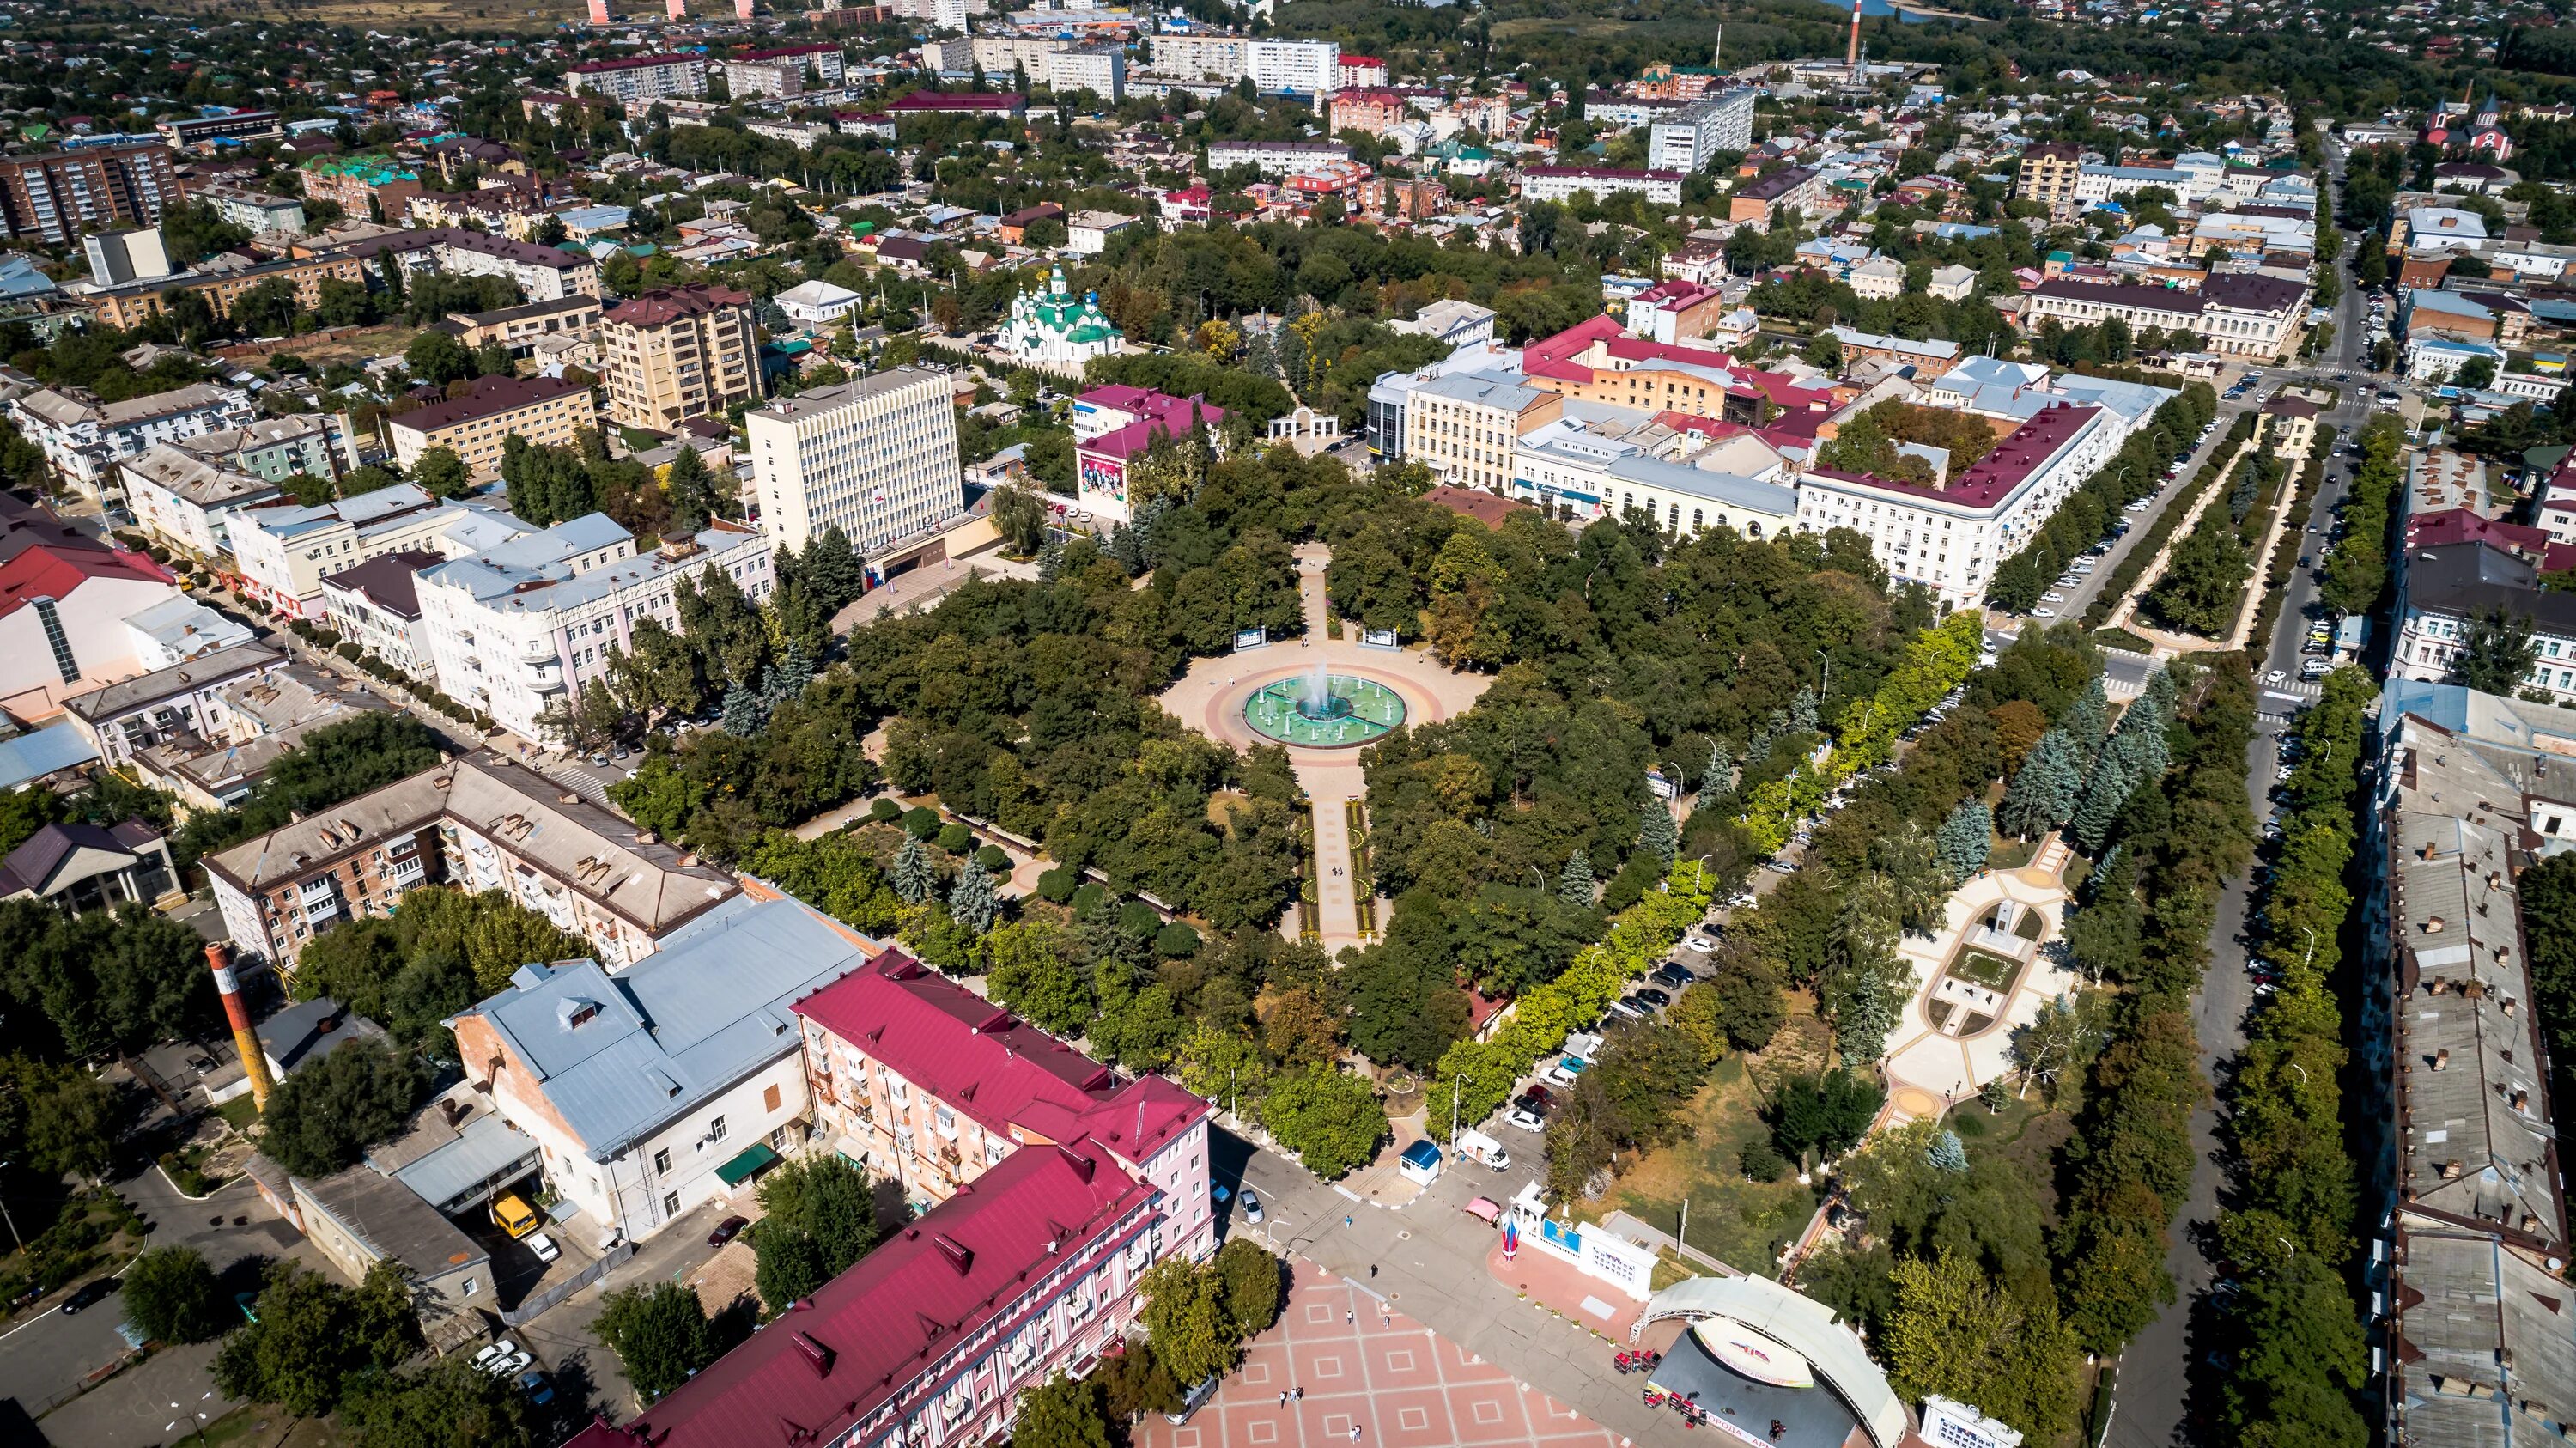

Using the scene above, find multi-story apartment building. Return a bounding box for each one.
[1728,165,1824,228]
[155,110,283,152]
[386,374,597,484]
[58,642,291,769]
[600,283,762,429]
[1520,166,1686,206]
[721,42,846,96]
[2391,541,2576,704]
[433,295,604,362]
[342,228,601,304]
[1520,314,1838,426]
[746,368,958,556]
[1206,139,1352,176]
[567,52,708,106]
[1145,31,1249,82]
[319,550,443,690]
[416,515,774,741]
[1329,88,1412,138]
[86,252,374,331]
[192,183,306,236]
[118,446,283,563]
[798,944,1214,1232]
[2022,273,2310,359]
[0,142,183,244]
[1405,369,1565,494]
[2366,683,2576,1446]
[969,37,1127,99]
[1648,88,1756,173]
[2013,142,2083,216]
[10,382,257,505]
[0,533,186,725]
[1797,402,2117,611]
[1244,37,1338,93]
[227,484,532,620]
[207,750,739,976]
[170,414,343,484]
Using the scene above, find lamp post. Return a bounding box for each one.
[0,1160,18,1252]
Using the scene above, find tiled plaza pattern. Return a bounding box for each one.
[1139,1265,1625,1448]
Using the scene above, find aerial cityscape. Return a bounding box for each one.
[0,0,2554,1445]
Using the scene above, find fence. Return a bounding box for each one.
[501,1241,635,1326]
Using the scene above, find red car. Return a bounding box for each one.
[708,1216,750,1248]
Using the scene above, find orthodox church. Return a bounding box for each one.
[997,266,1124,368]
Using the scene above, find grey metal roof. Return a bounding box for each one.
[295,1165,489,1280]
[459,895,872,1161]
[62,643,283,725]
[388,1111,543,1214]
[1602,454,1799,517]
[0,722,99,790]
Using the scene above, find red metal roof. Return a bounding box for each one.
[578,1134,1156,1448]
[1806,403,2099,512]
[793,950,1205,1159]
[0,542,173,622]
[604,282,751,329]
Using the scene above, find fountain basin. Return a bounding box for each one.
[1244,673,1406,749]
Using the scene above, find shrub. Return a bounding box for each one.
[870,796,903,824]
[902,806,941,841]
[936,822,974,854]
[1036,866,1079,903]
[334,642,362,661]
[975,843,1011,873]
[1153,922,1201,958]
[1740,1139,1789,1183]
[1118,901,1163,941]
[1071,882,1109,916]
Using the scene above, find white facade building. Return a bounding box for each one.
[1243,38,1337,94]
[1520,167,1686,206]
[12,384,258,506]
[1797,401,2117,610]
[747,368,962,557]
[566,53,708,106]
[994,265,1124,369]
[227,484,533,620]
[1647,88,1756,173]
[118,446,282,563]
[416,514,774,743]
[1206,140,1352,176]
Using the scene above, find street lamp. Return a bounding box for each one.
[0,1160,18,1252]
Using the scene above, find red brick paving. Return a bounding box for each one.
[1138,1263,1625,1448]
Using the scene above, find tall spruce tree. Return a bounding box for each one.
[1698,741,1733,808]
[1999,730,2083,839]
[950,856,998,933]
[1638,802,1679,868]
[892,836,939,904]
[1935,799,1994,881]
[1557,849,1595,907]
[2060,676,2111,755]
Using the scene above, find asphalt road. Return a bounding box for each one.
[2101,141,2375,1448]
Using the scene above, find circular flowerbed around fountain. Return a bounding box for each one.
[1243,670,1407,748]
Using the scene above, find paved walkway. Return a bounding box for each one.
[2105,428,2261,637]
[1157,545,1493,952]
[1880,837,2077,1123]
[1136,1264,1622,1448]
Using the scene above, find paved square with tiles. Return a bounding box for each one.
[1139,1263,1625,1448]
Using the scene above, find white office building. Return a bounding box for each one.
[228,485,533,620]
[1647,88,1756,174]
[417,514,775,742]
[747,368,962,557]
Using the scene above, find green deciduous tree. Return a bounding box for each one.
[120,1244,228,1345]
[1138,1256,1240,1387]
[215,1262,421,1417]
[258,1037,428,1178]
[410,446,471,499]
[1257,1067,1385,1179]
[1012,1372,1115,1448]
[594,1281,719,1401]
[750,1153,886,1313]
[2457,604,2540,695]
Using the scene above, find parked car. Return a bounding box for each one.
[1240,1189,1263,1224]
[1517,1084,1554,1112]
[1456,1129,1512,1171]
[60,1277,118,1315]
[1630,988,1673,1009]
[526,1232,560,1265]
[1165,1378,1222,1426]
[474,1340,521,1372]
[1652,963,1698,991]
[1504,1106,1546,1134]
[708,1215,750,1249]
[518,1370,556,1406]
[2032,608,2057,618]
[2263,669,2288,687]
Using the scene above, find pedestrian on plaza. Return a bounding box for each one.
[1294,1387,1304,1402]
[1369,1264,1377,1279]
[1350,1427,1362,1443]
[1279,1392,1289,1409]
[1346,1309,1355,1324]
[1346,1214,1354,1228]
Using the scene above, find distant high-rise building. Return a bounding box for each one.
[0,142,184,246]
[735,0,755,16]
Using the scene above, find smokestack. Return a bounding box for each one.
[666,0,684,19]
[588,0,612,23]
[1848,0,1863,75]
[206,943,276,1112]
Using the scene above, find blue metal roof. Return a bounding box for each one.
[0,723,100,791]
[460,895,873,1162]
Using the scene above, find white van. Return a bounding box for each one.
[1456,1129,1511,1171]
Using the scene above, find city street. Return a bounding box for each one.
[2102,139,2373,1448]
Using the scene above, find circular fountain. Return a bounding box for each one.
[1242,664,1407,748]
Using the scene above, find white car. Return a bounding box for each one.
[2041,592,2066,603]
[2032,607,2057,618]
[1685,934,1716,952]
[1504,1107,1546,1134]
[2264,669,2288,686]
[526,1232,560,1264]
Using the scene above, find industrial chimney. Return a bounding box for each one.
[205,943,276,1112]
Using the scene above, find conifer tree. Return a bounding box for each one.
[1999,730,2083,839]
[1638,802,1680,868]
[1935,799,1994,881]
[950,856,998,933]
[1557,849,1595,907]
[893,836,939,904]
